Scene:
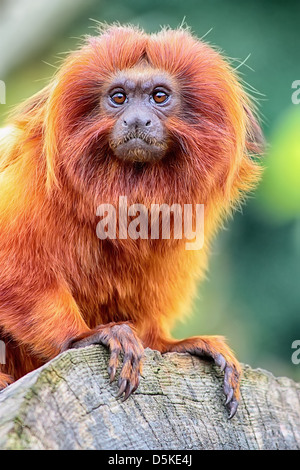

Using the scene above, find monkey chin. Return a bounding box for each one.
[110,138,167,163]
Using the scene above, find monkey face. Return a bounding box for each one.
[103,67,180,162]
[42,26,262,208]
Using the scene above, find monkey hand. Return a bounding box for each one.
[161,335,241,419]
[64,321,144,400]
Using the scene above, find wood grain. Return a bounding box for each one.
[0,346,299,450]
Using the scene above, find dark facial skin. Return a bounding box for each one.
[102,67,180,162]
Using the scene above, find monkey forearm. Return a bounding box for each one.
[0,285,90,359]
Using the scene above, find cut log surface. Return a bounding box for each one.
[0,346,299,450]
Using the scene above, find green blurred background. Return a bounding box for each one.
[0,0,299,380]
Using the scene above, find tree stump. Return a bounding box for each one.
[0,346,299,450]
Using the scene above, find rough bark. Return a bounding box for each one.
[0,346,299,450]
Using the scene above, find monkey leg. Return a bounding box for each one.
[160,335,241,419]
[64,321,144,400]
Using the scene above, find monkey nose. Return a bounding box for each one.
[123,115,152,130]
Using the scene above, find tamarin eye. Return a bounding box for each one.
[111,92,127,105]
[152,91,169,104]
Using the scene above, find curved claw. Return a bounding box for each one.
[215,353,226,372]
[224,387,234,406]
[228,399,239,419]
[123,382,134,401]
[116,378,128,398]
[108,365,117,383]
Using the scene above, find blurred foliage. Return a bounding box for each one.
[258,107,300,221]
[0,0,299,380]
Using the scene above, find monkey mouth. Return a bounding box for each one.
[109,131,168,162]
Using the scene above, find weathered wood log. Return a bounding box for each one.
[0,346,299,450]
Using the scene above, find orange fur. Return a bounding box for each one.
[0,25,262,410]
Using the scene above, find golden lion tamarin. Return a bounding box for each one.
[0,25,263,418]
